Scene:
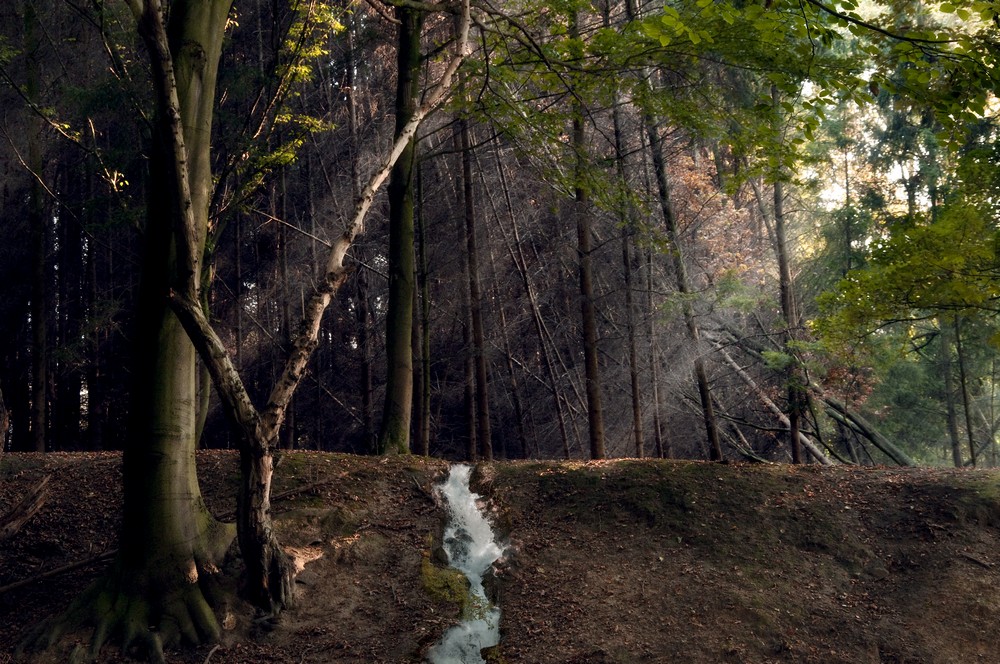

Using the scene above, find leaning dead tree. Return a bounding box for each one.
[169,0,473,612]
[715,344,834,465]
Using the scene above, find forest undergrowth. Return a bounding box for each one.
[2,452,1000,663]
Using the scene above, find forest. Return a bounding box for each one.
[1,0,999,661]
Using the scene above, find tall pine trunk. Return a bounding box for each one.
[645,115,722,461]
[773,177,803,464]
[571,10,606,460]
[460,115,492,460]
[26,0,47,453]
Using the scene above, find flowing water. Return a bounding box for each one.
[427,464,505,664]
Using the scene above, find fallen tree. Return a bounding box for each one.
[715,345,834,465]
[822,396,917,467]
[0,475,49,543]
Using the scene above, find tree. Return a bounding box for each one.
[168,0,472,618]
[376,4,424,456]
[28,2,237,659]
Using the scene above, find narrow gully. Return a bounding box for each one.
[427,464,505,664]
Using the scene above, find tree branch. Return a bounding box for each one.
[130,0,200,295]
[260,0,472,431]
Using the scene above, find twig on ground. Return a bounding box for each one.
[202,644,221,664]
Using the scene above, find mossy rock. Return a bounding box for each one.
[421,551,469,609]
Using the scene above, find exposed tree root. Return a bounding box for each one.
[240,532,296,617]
[21,552,232,663]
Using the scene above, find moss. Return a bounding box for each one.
[949,478,1000,527]
[420,552,468,608]
[319,505,364,536]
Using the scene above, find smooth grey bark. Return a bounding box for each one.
[29,4,239,659]
[377,5,423,455]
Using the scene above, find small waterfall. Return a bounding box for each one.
[427,464,505,664]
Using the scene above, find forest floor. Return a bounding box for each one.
[3,452,1000,663]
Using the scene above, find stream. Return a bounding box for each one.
[427,464,505,664]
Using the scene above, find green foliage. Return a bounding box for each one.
[762,350,796,372]
[713,270,770,313]
[817,202,1000,343]
[0,36,18,64]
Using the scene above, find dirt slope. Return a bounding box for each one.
[3,453,1000,663]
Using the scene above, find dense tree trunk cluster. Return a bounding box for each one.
[1,0,999,658]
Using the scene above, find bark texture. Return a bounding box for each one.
[377,6,423,455]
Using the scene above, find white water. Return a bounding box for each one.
[427,464,505,664]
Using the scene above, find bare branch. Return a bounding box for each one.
[261,0,473,430]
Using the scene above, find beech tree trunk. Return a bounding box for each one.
[377,5,423,455]
[39,5,242,657]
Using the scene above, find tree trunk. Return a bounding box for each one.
[955,315,977,466]
[36,4,241,657]
[357,260,375,452]
[377,5,423,455]
[414,166,432,456]
[645,114,722,460]
[940,318,964,467]
[773,176,803,464]
[606,30,644,457]
[646,249,667,458]
[166,0,472,619]
[571,10,606,460]
[26,0,47,453]
[460,115,493,460]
